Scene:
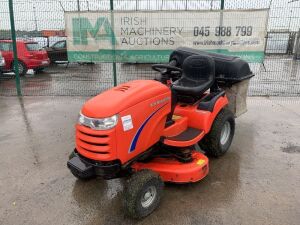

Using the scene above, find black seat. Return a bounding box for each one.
[172,55,215,96]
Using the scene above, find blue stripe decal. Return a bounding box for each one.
[129,104,167,153]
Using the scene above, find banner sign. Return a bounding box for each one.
[65,9,268,63]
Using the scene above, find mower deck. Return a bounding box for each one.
[132,151,209,183]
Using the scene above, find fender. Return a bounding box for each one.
[205,95,228,133]
[174,95,228,134]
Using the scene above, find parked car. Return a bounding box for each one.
[0,40,50,76]
[44,40,68,63]
[0,51,5,75]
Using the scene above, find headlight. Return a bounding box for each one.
[78,112,118,130]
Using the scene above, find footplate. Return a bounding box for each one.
[163,127,205,147]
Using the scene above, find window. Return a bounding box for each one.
[26,43,41,51]
[0,42,12,51]
[52,41,66,49]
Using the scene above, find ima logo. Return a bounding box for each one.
[72,17,116,45]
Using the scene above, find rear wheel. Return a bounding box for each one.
[14,61,27,76]
[199,108,235,157]
[123,170,163,219]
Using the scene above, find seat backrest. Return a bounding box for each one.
[182,55,215,82]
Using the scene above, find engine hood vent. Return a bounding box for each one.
[115,85,130,92]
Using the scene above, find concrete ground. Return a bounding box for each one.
[0,96,300,225]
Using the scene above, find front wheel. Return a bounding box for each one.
[199,108,235,157]
[123,170,164,219]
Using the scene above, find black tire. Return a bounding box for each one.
[14,61,28,76]
[199,108,235,157]
[123,170,164,219]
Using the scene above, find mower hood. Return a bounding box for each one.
[81,80,170,118]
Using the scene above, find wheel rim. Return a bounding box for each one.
[141,186,157,208]
[220,121,231,145]
[18,62,23,74]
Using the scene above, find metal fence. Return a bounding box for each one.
[0,0,300,96]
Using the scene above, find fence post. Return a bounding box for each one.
[77,0,80,11]
[8,0,21,96]
[294,29,300,60]
[110,0,117,86]
[221,0,225,9]
[217,0,225,53]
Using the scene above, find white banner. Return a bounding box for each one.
[65,9,269,63]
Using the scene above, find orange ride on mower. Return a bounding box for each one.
[67,47,254,218]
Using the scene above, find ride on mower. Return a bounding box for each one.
[67,47,254,218]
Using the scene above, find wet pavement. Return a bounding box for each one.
[1,57,300,96]
[0,96,300,225]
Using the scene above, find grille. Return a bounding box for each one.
[76,125,113,157]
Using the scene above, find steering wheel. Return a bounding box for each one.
[152,64,182,75]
